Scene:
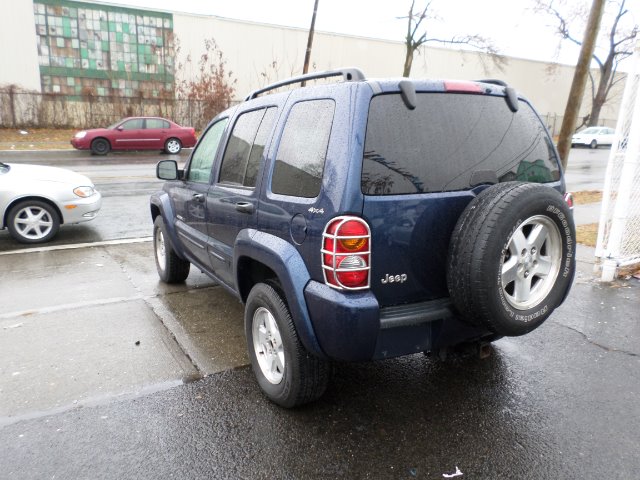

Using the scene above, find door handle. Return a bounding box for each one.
[235,202,254,214]
[193,193,205,203]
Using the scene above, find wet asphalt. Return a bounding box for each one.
[0,148,639,479]
[1,253,639,479]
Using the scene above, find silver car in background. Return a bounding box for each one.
[0,162,102,244]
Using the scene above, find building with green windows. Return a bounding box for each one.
[33,0,174,99]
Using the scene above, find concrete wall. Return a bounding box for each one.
[0,1,42,91]
[172,12,622,122]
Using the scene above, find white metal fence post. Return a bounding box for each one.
[596,39,640,281]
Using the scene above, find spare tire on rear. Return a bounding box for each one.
[447,182,576,337]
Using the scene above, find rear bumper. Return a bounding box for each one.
[304,281,492,361]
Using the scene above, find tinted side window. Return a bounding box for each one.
[187,119,228,183]
[362,93,561,195]
[245,107,278,187]
[146,118,169,129]
[272,99,335,198]
[121,118,144,130]
[219,109,264,185]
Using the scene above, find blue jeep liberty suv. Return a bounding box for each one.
[151,68,576,407]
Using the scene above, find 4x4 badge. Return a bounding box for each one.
[308,207,324,215]
[381,273,408,284]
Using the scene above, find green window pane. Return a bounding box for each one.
[109,23,116,32]
[123,23,129,34]
[137,44,145,54]
[89,59,96,69]
[63,17,71,28]
[56,37,64,47]
[116,32,123,42]
[102,41,109,51]
[145,45,151,54]
[117,60,124,70]
[64,27,71,37]
[100,20,107,30]
[81,48,88,59]
[65,58,73,68]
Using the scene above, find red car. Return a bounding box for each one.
[71,117,197,155]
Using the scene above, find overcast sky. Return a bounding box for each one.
[105,0,637,65]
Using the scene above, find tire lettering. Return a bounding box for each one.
[515,305,548,323]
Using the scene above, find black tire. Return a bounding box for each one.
[164,138,182,154]
[91,138,110,155]
[589,139,598,149]
[153,216,190,283]
[245,282,330,408]
[7,199,60,244]
[447,182,575,337]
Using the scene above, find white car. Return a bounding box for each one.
[571,126,616,149]
[0,162,102,244]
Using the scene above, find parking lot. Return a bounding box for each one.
[1,148,639,478]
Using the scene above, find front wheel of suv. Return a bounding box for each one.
[447,182,575,337]
[245,282,330,408]
[153,216,190,283]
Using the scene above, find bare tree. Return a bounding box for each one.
[400,0,506,77]
[535,0,638,127]
[555,0,606,169]
[174,37,237,126]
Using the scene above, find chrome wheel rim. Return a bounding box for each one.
[166,139,180,154]
[14,206,53,240]
[252,306,285,384]
[155,227,166,272]
[501,215,562,310]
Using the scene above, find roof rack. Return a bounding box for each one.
[244,67,366,101]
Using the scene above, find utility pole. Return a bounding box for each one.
[302,0,319,81]
[556,0,606,170]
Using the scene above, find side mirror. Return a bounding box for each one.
[156,160,180,180]
[116,126,124,131]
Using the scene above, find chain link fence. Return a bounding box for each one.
[595,41,640,280]
[0,90,237,130]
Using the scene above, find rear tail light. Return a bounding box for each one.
[322,216,371,290]
[564,192,574,210]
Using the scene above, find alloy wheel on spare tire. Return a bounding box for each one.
[447,182,575,337]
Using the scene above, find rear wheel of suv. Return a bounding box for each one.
[447,182,575,337]
[245,282,330,408]
[153,216,190,283]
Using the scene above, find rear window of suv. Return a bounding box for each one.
[362,93,560,195]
